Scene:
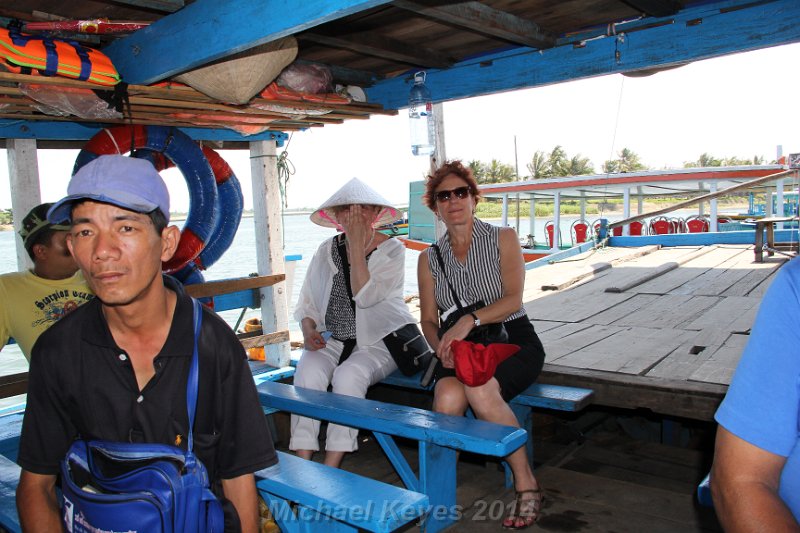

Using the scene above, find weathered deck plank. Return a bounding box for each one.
[688,333,751,385]
[682,296,760,332]
[517,244,785,420]
[539,324,625,362]
[609,294,721,330]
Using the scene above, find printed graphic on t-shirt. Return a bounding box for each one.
[32,289,93,329]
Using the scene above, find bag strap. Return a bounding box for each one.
[335,234,356,313]
[187,298,203,454]
[431,244,466,315]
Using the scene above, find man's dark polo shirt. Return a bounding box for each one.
[19,276,277,486]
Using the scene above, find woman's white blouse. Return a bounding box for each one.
[294,236,415,346]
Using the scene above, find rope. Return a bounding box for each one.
[593,75,626,250]
[276,133,295,247]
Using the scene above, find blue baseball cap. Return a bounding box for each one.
[48,155,170,224]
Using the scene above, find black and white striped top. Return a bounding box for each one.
[428,218,525,323]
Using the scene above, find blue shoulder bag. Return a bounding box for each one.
[60,299,225,532]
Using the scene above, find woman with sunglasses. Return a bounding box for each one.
[418,160,547,530]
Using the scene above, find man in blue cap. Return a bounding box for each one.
[16,155,276,533]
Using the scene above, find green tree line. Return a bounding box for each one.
[467,146,769,185]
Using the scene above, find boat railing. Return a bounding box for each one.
[607,168,796,233]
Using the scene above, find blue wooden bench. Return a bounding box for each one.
[0,455,21,533]
[257,381,528,533]
[381,369,594,470]
[256,451,428,533]
[697,472,713,507]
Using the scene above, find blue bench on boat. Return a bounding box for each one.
[257,380,528,533]
[0,454,20,533]
[381,369,594,469]
[256,451,428,533]
[697,472,713,507]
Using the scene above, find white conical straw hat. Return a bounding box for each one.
[310,177,399,229]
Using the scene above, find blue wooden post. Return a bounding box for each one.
[597,218,608,240]
[418,442,458,532]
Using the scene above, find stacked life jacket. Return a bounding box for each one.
[0,26,120,86]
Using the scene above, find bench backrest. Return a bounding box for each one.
[257,381,527,457]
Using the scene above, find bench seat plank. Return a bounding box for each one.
[511,383,594,411]
[381,371,593,411]
[257,381,526,457]
[257,451,428,533]
[0,455,21,532]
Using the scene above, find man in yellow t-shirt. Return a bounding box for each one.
[0,203,93,360]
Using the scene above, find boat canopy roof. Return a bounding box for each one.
[1,1,799,145]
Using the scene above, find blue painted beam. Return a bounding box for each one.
[525,241,595,270]
[0,120,289,144]
[105,0,394,85]
[366,0,800,110]
[610,229,799,247]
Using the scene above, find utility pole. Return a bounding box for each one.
[514,135,520,233]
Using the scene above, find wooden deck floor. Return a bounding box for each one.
[522,244,786,420]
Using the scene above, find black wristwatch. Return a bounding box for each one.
[470,312,481,327]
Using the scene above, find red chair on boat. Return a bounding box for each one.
[611,220,646,236]
[544,220,562,248]
[649,216,672,235]
[686,215,710,233]
[571,219,590,244]
[670,217,687,234]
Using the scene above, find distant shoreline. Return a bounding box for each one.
[0,202,749,232]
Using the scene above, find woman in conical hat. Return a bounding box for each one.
[291,178,418,468]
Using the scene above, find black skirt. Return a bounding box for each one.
[435,315,546,401]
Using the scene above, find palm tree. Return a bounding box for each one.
[467,160,486,182]
[548,145,568,176]
[603,148,646,173]
[481,159,516,184]
[561,155,594,176]
[526,151,550,179]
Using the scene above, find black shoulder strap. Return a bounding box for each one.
[431,244,465,315]
[335,234,356,313]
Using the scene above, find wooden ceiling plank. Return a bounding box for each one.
[392,0,556,49]
[367,0,800,110]
[111,0,185,13]
[104,0,395,84]
[619,0,681,18]
[0,119,291,143]
[300,32,454,69]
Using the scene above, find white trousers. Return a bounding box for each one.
[289,338,397,452]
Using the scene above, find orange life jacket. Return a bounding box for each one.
[0,26,120,86]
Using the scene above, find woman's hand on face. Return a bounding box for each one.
[303,329,327,351]
[339,205,375,248]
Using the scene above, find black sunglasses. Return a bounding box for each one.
[435,186,471,203]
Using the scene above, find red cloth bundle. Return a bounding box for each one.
[452,339,520,387]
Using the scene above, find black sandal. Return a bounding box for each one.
[502,488,544,530]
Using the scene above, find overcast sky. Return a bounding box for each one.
[1,41,798,212]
